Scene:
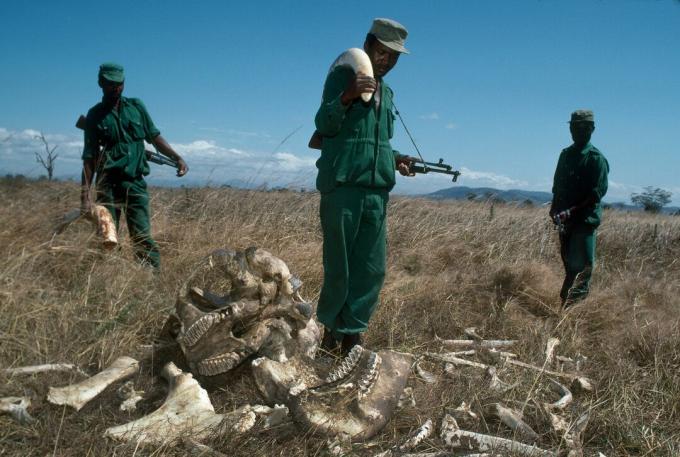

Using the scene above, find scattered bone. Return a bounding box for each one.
[117,381,144,412]
[1,363,89,378]
[477,347,517,365]
[415,360,438,384]
[440,414,555,457]
[250,404,290,428]
[105,362,256,444]
[435,334,516,349]
[398,418,434,451]
[0,396,34,424]
[570,377,594,394]
[544,379,572,410]
[426,352,490,370]
[182,438,228,457]
[484,366,515,393]
[398,386,416,409]
[464,327,483,341]
[504,358,592,384]
[47,356,139,411]
[483,403,539,442]
[544,337,560,366]
[449,401,479,424]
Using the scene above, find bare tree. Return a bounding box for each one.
[35,133,58,181]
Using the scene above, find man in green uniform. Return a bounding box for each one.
[314,18,414,354]
[81,63,188,270]
[550,110,609,308]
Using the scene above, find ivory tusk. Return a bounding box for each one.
[440,414,555,457]
[483,403,539,442]
[329,48,375,102]
[47,356,139,411]
[0,396,34,424]
[1,363,89,378]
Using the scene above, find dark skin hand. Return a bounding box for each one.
[81,78,189,213]
[549,121,597,223]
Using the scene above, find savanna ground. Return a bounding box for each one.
[0,178,678,457]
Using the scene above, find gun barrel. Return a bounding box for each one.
[146,150,179,169]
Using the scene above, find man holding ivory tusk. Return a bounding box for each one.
[313,18,414,355]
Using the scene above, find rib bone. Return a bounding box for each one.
[544,337,560,366]
[47,356,139,411]
[105,362,255,444]
[1,363,88,378]
[483,403,539,442]
[440,414,555,457]
[544,379,572,410]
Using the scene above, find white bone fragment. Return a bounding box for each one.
[1,363,88,378]
[450,401,479,422]
[399,418,433,451]
[117,380,144,412]
[47,356,139,411]
[250,404,290,427]
[544,379,572,410]
[415,360,438,384]
[464,327,483,341]
[477,347,517,365]
[484,366,515,393]
[484,403,539,442]
[504,358,592,384]
[0,396,34,424]
[329,48,375,102]
[91,204,118,249]
[570,376,594,393]
[544,337,560,366]
[105,362,256,444]
[398,386,416,409]
[426,352,490,369]
[435,335,516,349]
[440,414,555,457]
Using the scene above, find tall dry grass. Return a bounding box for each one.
[0,178,678,456]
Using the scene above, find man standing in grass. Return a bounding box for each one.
[550,110,609,308]
[81,63,189,270]
[313,19,414,355]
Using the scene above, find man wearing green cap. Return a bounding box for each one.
[313,18,413,354]
[550,110,609,308]
[81,62,189,270]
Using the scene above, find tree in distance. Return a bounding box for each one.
[631,186,672,213]
[34,132,58,181]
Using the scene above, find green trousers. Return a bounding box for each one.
[559,223,596,303]
[96,172,160,269]
[317,186,388,337]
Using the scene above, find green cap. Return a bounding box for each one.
[369,18,409,54]
[99,62,125,83]
[569,109,594,124]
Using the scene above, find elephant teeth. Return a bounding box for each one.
[324,345,364,384]
[197,352,240,376]
[357,353,381,400]
[181,313,222,347]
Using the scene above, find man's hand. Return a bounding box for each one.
[176,158,189,177]
[341,73,377,105]
[396,156,415,177]
[555,209,571,223]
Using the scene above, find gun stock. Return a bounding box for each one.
[406,157,461,182]
[75,114,179,169]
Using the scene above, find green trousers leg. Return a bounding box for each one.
[97,173,161,269]
[559,223,596,302]
[317,187,388,336]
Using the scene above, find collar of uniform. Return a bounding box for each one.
[568,142,593,155]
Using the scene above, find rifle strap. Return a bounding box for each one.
[392,100,427,166]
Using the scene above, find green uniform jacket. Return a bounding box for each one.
[552,142,609,227]
[82,96,160,179]
[315,66,397,193]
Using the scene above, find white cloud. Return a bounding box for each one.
[419,112,439,120]
[458,167,528,188]
[445,122,458,130]
[170,140,252,158]
[273,152,317,171]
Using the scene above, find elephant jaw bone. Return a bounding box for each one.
[104,362,257,444]
[329,48,375,102]
[252,348,413,441]
[47,356,139,411]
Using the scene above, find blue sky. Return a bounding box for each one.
[1,0,679,203]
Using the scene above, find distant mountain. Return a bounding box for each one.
[426,186,552,205]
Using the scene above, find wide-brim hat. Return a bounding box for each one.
[369,18,409,54]
[99,62,125,83]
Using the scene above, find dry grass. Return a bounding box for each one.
[1,178,679,456]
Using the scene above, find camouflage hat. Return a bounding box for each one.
[369,18,409,54]
[98,62,125,83]
[569,109,594,124]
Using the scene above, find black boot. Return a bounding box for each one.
[341,333,363,356]
[320,327,339,354]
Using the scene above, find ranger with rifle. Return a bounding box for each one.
[80,62,188,270]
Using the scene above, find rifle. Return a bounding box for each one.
[402,156,461,182]
[75,115,179,169]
